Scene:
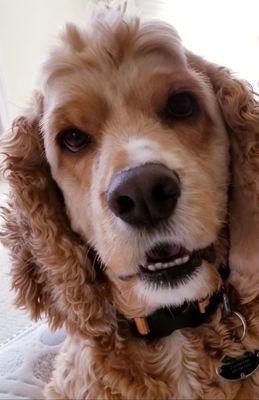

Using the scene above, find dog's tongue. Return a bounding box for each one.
[146,242,183,263]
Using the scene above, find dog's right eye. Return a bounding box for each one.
[59,129,91,153]
[165,92,198,119]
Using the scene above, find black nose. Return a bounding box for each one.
[106,163,181,228]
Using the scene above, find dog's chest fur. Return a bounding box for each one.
[47,303,259,399]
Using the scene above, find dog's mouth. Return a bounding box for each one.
[139,242,216,287]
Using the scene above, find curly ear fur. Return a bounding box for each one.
[187,52,259,299]
[0,93,115,337]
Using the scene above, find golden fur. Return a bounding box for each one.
[1,9,259,399]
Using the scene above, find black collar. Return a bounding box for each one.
[130,289,223,339]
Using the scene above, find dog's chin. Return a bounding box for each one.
[135,262,220,310]
[136,243,220,309]
[101,240,220,314]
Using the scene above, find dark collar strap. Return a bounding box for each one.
[130,289,222,339]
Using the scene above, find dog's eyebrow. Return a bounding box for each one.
[45,93,110,138]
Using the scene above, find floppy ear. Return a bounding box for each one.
[0,92,114,337]
[187,52,259,297]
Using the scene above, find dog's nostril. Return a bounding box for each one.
[117,195,135,214]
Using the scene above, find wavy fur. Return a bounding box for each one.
[1,10,259,400]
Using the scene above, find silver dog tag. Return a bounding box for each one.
[216,351,259,381]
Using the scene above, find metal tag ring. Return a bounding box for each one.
[233,311,247,341]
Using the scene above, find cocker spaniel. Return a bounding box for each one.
[1,8,259,400]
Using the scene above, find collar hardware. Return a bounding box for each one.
[198,295,210,314]
[134,317,150,336]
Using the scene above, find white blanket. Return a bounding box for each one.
[0,322,66,399]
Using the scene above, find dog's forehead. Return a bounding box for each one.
[40,18,188,111]
[44,60,190,115]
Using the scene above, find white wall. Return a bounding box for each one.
[0,0,89,120]
[0,0,258,122]
[0,63,8,132]
[136,0,259,90]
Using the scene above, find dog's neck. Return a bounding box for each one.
[130,288,223,339]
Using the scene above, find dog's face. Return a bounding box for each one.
[41,19,229,317]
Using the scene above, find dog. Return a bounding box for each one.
[1,8,259,399]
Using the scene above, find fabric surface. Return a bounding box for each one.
[0,322,66,399]
[0,242,33,344]
[0,181,34,343]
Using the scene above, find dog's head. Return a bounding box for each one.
[1,11,258,337]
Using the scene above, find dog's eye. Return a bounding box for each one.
[165,92,197,118]
[59,129,91,153]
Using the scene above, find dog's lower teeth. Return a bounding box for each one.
[146,264,157,271]
[146,255,190,271]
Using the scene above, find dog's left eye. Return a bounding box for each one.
[59,129,91,153]
[165,92,198,119]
